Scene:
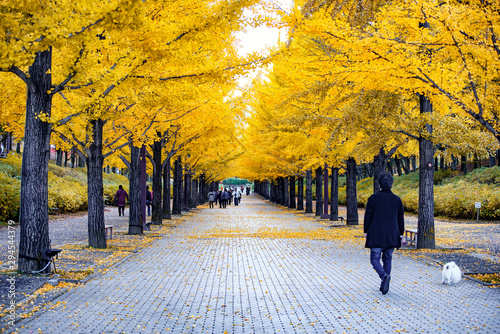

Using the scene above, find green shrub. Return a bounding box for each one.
[0,172,20,222]
[48,171,88,213]
[0,153,130,222]
[338,168,500,220]
[433,169,459,185]
[456,166,500,185]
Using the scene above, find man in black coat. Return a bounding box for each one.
[364,172,405,295]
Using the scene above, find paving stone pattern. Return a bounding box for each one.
[8,196,500,333]
[425,253,500,275]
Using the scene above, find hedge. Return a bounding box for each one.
[0,153,129,222]
[338,166,500,220]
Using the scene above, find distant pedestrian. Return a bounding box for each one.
[146,186,152,216]
[221,188,229,208]
[246,186,250,195]
[364,172,405,295]
[217,190,222,208]
[234,190,242,206]
[207,190,216,208]
[227,189,233,205]
[114,185,129,217]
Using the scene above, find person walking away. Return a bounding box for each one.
[246,186,250,195]
[227,189,233,205]
[217,190,222,208]
[221,188,229,208]
[146,185,152,216]
[207,190,216,208]
[364,172,404,295]
[114,185,129,217]
[234,189,242,206]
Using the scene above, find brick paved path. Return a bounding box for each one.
[9,195,500,333]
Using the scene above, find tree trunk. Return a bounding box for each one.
[56,149,63,166]
[289,176,296,209]
[417,95,435,249]
[172,156,183,214]
[162,157,171,219]
[461,155,467,174]
[87,119,107,248]
[283,177,289,207]
[473,153,480,170]
[373,149,386,193]
[271,179,276,203]
[184,172,191,211]
[411,155,417,172]
[151,139,162,225]
[297,176,304,211]
[315,167,323,216]
[346,157,359,225]
[394,157,403,176]
[305,170,313,213]
[278,177,284,205]
[489,152,496,167]
[64,150,69,167]
[330,167,339,221]
[451,155,458,171]
[18,49,52,273]
[401,156,409,174]
[71,147,76,168]
[199,174,206,204]
[323,166,329,217]
[128,144,143,235]
[191,178,198,208]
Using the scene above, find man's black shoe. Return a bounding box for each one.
[381,274,391,295]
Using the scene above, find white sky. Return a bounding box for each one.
[235,1,293,57]
[234,1,294,89]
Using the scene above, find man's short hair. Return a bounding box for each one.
[379,172,393,189]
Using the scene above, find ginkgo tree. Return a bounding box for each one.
[279,0,500,248]
[0,0,280,269]
[0,0,141,273]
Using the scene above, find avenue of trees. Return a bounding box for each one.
[236,0,500,249]
[1,0,499,273]
[0,0,278,273]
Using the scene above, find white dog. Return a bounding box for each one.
[441,261,462,285]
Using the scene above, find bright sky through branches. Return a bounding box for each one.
[235,0,293,57]
[234,0,293,88]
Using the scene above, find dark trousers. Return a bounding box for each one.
[370,248,394,278]
[118,206,125,216]
[209,201,214,208]
[234,197,239,206]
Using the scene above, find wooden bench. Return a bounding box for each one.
[105,225,113,240]
[404,228,418,247]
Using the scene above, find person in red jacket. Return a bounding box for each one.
[114,185,129,217]
[364,172,405,295]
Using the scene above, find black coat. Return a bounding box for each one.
[364,189,405,249]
